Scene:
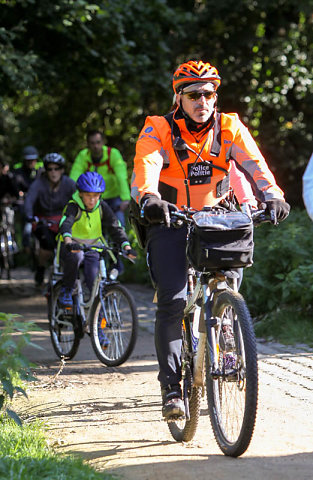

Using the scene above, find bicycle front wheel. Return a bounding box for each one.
[90,283,138,367]
[0,232,12,279]
[206,290,258,457]
[48,281,80,360]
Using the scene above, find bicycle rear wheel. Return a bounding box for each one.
[168,317,202,442]
[206,290,258,457]
[48,281,80,359]
[90,283,138,367]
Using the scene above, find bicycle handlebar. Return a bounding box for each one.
[27,216,59,227]
[170,207,271,227]
[66,242,136,263]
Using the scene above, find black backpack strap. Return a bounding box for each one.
[210,112,222,157]
[164,112,189,165]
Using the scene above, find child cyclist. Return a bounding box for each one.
[58,171,136,307]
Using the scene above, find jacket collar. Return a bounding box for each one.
[72,190,100,212]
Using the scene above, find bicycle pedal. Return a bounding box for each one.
[166,414,186,423]
[60,305,74,314]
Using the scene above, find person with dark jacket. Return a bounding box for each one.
[24,153,76,286]
[13,145,43,195]
[0,159,19,202]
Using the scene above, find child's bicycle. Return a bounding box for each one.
[47,242,138,367]
[165,206,269,457]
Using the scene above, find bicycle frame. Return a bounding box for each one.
[50,242,118,330]
[187,270,239,387]
[73,256,111,328]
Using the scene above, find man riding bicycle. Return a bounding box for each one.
[130,60,290,420]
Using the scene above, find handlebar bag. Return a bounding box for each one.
[187,210,254,271]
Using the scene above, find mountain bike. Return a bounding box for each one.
[47,242,138,367]
[166,206,268,457]
[0,202,18,279]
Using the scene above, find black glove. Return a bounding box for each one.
[65,242,82,252]
[263,199,290,225]
[142,195,178,228]
[26,216,39,223]
[124,248,137,258]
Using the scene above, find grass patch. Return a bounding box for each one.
[0,419,116,480]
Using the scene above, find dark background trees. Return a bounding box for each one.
[1,0,312,205]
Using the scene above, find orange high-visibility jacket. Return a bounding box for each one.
[131,111,284,210]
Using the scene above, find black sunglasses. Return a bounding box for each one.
[182,91,215,101]
[46,166,62,172]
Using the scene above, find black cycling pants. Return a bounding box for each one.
[147,223,188,387]
[33,225,56,251]
[60,244,100,291]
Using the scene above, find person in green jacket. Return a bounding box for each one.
[70,130,131,227]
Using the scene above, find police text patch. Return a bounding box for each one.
[188,162,212,185]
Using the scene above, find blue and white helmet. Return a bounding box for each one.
[43,153,65,168]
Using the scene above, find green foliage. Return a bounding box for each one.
[0,0,192,165]
[0,312,41,425]
[195,0,313,204]
[241,208,313,344]
[0,0,312,205]
[0,418,114,479]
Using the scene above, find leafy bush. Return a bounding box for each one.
[241,208,313,344]
[0,312,41,425]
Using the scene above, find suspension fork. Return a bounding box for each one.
[204,289,220,374]
[97,281,107,314]
[193,282,217,386]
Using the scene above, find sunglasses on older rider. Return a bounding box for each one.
[182,91,215,101]
[46,166,62,172]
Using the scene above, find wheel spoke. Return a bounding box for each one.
[90,284,138,367]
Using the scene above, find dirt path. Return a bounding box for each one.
[1,268,313,480]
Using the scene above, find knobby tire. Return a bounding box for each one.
[168,318,202,442]
[206,289,258,457]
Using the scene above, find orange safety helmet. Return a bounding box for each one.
[173,60,221,93]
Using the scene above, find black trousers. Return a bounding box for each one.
[60,243,100,291]
[147,224,188,387]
